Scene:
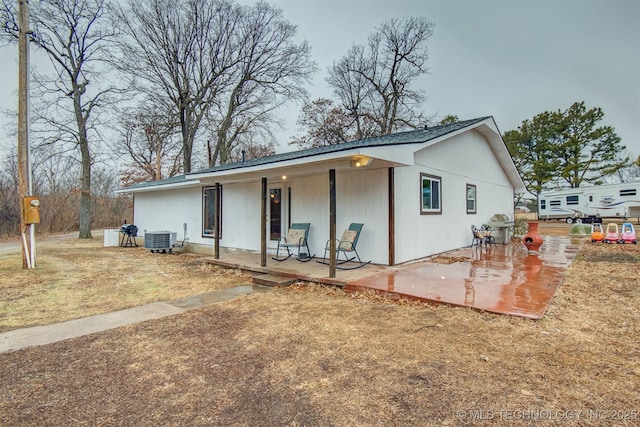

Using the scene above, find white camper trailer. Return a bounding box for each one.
[538,182,640,224]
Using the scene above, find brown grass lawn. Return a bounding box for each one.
[0,236,252,332]
[0,224,639,426]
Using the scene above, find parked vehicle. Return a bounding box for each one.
[603,223,620,244]
[619,222,637,244]
[590,223,604,243]
[538,181,640,224]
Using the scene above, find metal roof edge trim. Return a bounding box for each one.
[115,179,201,194]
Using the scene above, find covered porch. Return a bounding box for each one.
[196,155,399,277]
[203,247,387,287]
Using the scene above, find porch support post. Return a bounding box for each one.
[261,177,267,267]
[388,167,395,266]
[287,187,292,230]
[214,182,221,259]
[329,169,336,278]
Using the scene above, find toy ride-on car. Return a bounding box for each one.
[603,223,619,244]
[590,223,605,243]
[619,222,637,244]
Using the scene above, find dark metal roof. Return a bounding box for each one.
[120,117,490,191]
[192,117,489,175]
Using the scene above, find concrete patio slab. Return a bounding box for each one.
[345,236,581,319]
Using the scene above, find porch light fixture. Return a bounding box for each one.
[282,175,287,180]
[350,156,372,168]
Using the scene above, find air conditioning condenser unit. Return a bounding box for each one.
[144,231,177,253]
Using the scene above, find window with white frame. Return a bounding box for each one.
[420,173,442,214]
[466,184,477,214]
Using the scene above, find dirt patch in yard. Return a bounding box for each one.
[427,255,470,264]
[0,224,638,426]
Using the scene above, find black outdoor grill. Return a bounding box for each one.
[120,223,139,247]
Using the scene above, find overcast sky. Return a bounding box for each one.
[1,0,639,157]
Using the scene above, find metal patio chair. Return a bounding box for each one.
[471,225,495,248]
[471,225,483,248]
[272,222,315,262]
[318,223,371,269]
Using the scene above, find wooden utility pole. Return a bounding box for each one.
[17,0,34,268]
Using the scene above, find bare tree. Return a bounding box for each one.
[2,0,121,238]
[112,0,244,174]
[327,17,435,139]
[210,135,276,165]
[0,140,129,234]
[289,98,355,148]
[0,151,19,235]
[31,145,81,233]
[206,105,278,166]
[206,1,315,166]
[616,155,640,182]
[115,98,182,183]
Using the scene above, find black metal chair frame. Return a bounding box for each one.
[318,223,371,270]
[272,223,315,262]
[471,225,495,248]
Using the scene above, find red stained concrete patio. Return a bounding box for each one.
[205,235,582,319]
[346,236,581,319]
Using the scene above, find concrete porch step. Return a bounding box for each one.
[252,274,299,287]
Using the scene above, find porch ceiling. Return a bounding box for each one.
[194,154,402,185]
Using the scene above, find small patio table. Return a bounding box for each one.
[478,229,495,246]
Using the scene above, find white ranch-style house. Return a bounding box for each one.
[117,117,525,275]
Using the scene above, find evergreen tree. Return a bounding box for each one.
[504,102,629,195]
